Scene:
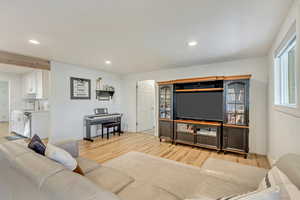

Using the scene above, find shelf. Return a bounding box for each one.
[177,131,195,135]
[96,90,114,95]
[96,90,114,101]
[157,74,251,85]
[175,120,222,126]
[159,118,173,122]
[223,124,249,129]
[196,134,216,138]
[175,88,223,92]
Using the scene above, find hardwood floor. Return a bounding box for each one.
[0,122,9,143]
[79,133,270,169]
[0,122,9,136]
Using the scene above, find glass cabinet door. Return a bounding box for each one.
[159,85,173,119]
[165,87,171,119]
[159,87,166,118]
[224,80,248,126]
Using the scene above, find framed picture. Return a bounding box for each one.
[70,77,91,100]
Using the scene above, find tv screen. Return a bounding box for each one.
[175,91,223,121]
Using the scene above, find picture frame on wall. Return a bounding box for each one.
[70,77,91,100]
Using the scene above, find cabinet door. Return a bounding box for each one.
[159,120,173,139]
[159,85,173,120]
[24,71,37,94]
[42,71,50,98]
[36,70,43,98]
[36,70,50,98]
[223,127,249,153]
[224,80,249,126]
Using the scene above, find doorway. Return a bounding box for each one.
[136,80,156,135]
[0,81,9,139]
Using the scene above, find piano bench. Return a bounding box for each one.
[102,122,121,139]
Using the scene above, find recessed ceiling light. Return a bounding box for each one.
[29,39,40,45]
[105,60,112,65]
[188,41,198,46]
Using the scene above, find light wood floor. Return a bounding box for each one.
[0,122,9,136]
[79,133,270,169]
[0,122,9,143]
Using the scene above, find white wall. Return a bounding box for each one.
[0,72,23,129]
[0,81,9,121]
[122,57,268,155]
[49,61,123,142]
[267,1,300,162]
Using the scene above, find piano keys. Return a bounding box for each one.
[84,113,123,142]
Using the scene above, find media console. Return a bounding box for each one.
[158,75,250,158]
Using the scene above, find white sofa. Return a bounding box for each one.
[0,140,299,200]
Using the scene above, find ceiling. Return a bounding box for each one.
[0,63,34,74]
[0,0,293,74]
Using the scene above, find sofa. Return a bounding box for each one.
[0,140,299,200]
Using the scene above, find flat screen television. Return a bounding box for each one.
[175,91,223,121]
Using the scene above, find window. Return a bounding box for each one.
[275,36,296,107]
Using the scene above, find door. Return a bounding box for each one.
[137,80,155,133]
[223,127,249,153]
[159,120,173,140]
[224,80,249,126]
[159,85,173,120]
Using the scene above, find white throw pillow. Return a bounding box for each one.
[216,186,280,200]
[258,167,300,200]
[185,187,280,200]
[258,167,284,190]
[45,143,77,170]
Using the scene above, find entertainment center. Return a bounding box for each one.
[158,75,250,158]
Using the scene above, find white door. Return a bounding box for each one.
[137,80,155,133]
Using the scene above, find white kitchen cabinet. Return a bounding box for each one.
[11,110,49,139]
[23,71,37,95]
[31,111,50,139]
[22,70,50,99]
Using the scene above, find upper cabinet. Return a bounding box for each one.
[22,70,50,99]
[223,79,249,126]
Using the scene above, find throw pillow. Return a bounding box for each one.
[45,143,77,170]
[185,187,280,200]
[216,186,280,200]
[73,165,85,176]
[258,167,286,190]
[28,134,46,155]
[258,167,300,200]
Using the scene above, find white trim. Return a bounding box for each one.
[273,105,300,118]
[274,35,297,107]
[276,34,296,58]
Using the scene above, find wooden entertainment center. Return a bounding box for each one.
[158,75,251,158]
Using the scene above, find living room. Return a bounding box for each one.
[0,0,299,200]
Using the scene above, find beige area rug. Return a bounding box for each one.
[103,152,264,199]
